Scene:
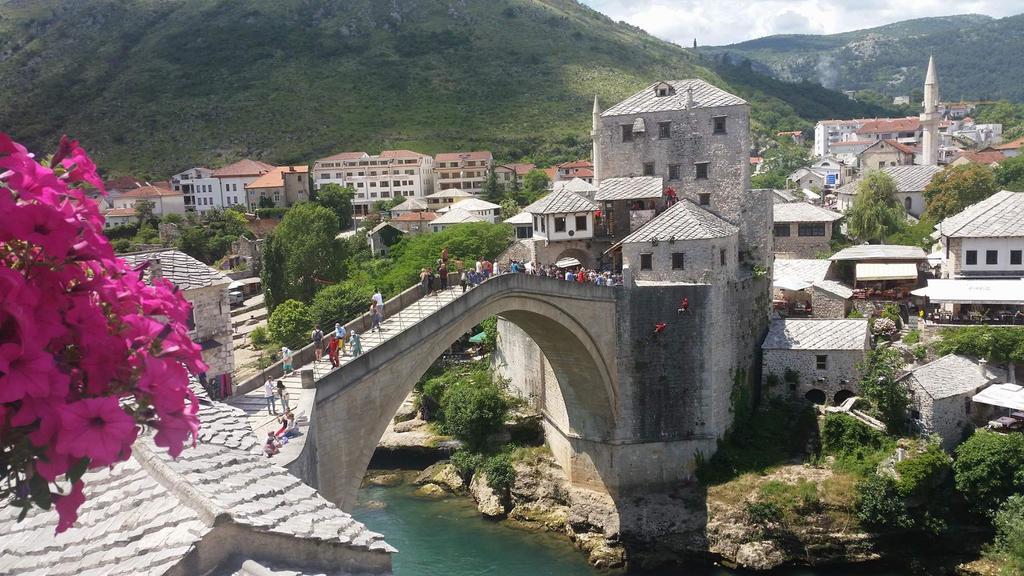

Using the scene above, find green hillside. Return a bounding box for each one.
[0,0,888,177]
[700,13,1024,101]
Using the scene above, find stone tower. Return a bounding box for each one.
[920,55,940,166]
[591,95,601,183]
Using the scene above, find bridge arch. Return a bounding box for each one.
[309,274,620,509]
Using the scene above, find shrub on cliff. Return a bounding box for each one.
[989,495,1024,575]
[856,473,914,530]
[482,453,516,493]
[441,374,510,451]
[268,299,313,349]
[821,413,894,477]
[954,430,1024,515]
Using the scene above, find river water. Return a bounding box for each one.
[353,483,908,576]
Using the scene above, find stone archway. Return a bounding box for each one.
[804,389,827,405]
[308,275,619,509]
[554,247,595,270]
[834,389,855,405]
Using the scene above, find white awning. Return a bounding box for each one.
[973,383,1024,411]
[773,278,812,291]
[855,262,918,281]
[555,257,581,268]
[911,279,1024,304]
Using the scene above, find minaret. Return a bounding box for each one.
[920,55,940,166]
[591,95,601,184]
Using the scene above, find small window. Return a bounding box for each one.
[540,217,546,232]
[773,223,791,237]
[668,164,680,180]
[966,250,977,265]
[986,250,998,265]
[905,196,912,211]
[698,193,711,206]
[672,252,685,270]
[643,162,655,177]
[798,223,826,237]
[1011,250,1022,265]
[575,215,588,230]
[640,253,653,270]
[621,125,633,143]
[695,162,709,179]
[554,217,566,233]
[658,122,671,139]
[713,116,727,134]
[720,249,726,266]
[657,87,668,97]
[816,355,828,370]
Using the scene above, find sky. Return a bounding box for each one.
[581,0,1024,46]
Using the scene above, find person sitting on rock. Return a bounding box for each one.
[264,431,281,457]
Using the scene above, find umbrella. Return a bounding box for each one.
[555,257,581,268]
[228,280,244,290]
[468,332,487,344]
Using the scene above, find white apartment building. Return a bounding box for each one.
[210,159,275,211]
[433,151,493,195]
[312,150,434,217]
[171,167,224,212]
[814,120,863,157]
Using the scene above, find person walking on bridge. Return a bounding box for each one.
[335,323,348,356]
[372,288,384,317]
[438,263,449,291]
[328,325,340,368]
[311,326,324,362]
[263,377,278,415]
[370,301,383,333]
[419,268,430,296]
[350,331,362,356]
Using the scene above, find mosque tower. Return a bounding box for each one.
[920,56,940,166]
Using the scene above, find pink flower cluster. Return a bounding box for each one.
[0,134,205,533]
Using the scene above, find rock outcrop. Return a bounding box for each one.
[413,462,466,494]
[469,473,507,518]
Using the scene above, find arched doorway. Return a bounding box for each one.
[804,389,827,405]
[554,247,595,270]
[834,389,856,406]
[310,275,618,508]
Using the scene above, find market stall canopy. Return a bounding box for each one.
[773,277,812,291]
[468,332,487,344]
[556,257,581,268]
[830,244,928,261]
[910,279,1024,304]
[972,383,1024,411]
[855,262,918,282]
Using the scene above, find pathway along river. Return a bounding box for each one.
[354,482,909,576]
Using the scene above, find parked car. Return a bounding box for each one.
[229,290,245,306]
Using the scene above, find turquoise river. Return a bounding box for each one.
[354,483,908,576]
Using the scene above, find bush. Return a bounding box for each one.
[440,373,510,451]
[482,452,516,493]
[759,479,820,518]
[450,449,485,481]
[902,329,920,345]
[954,430,1024,515]
[113,238,132,253]
[856,473,914,530]
[309,280,373,331]
[894,442,952,502]
[847,309,865,319]
[480,316,498,351]
[882,303,904,331]
[820,414,894,477]
[268,299,313,349]
[990,495,1024,575]
[256,207,289,219]
[745,500,783,527]
[783,368,800,386]
[250,325,270,349]
[421,374,452,423]
[857,346,910,434]
[911,344,927,361]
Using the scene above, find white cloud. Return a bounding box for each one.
[581,0,1024,46]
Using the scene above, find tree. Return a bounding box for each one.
[857,345,909,434]
[521,168,549,201]
[953,429,1024,515]
[258,196,275,209]
[996,155,1024,192]
[499,197,520,220]
[762,139,809,175]
[482,166,502,203]
[989,495,1024,574]
[923,163,998,222]
[846,171,905,243]
[316,183,355,231]
[261,233,288,312]
[134,198,156,224]
[268,299,313,349]
[440,371,510,451]
[308,280,373,331]
[268,202,348,304]
[751,171,787,189]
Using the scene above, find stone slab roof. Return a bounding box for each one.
[121,249,230,290]
[426,188,475,199]
[503,211,533,225]
[903,354,1006,400]
[448,197,501,212]
[762,318,869,351]
[594,176,663,201]
[813,279,854,299]
[618,200,738,244]
[773,202,843,223]
[774,259,833,284]
[837,165,943,196]
[430,207,484,225]
[936,190,1024,238]
[523,188,597,215]
[601,79,747,116]
[553,177,598,196]
[829,244,928,261]
[0,390,393,575]
[390,197,428,212]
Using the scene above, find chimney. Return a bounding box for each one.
[978,358,988,380]
[148,258,163,280]
[686,87,694,109]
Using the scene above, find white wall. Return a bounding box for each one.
[532,212,594,242]
[959,237,1024,275]
[220,176,258,210]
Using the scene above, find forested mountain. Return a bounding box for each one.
[0,0,888,177]
[700,13,1024,102]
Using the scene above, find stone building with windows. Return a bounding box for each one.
[521,186,598,267]
[211,159,275,212]
[312,150,434,217]
[836,164,943,218]
[761,318,870,404]
[243,165,309,210]
[772,202,843,259]
[935,190,1024,279]
[121,250,235,394]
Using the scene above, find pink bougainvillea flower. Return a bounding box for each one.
[54,481,85,534]
[0,343,67,403]
[34,447,71,483]
[4,201,80,259]
[56,398,138,467]
[12,395,63,448]
[54,135,105,194]
[152,395,200,459]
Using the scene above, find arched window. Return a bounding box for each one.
[905,196,913,211]
[804,389,827,405]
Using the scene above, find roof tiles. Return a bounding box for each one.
[904,354,1005,399]
[523,188,597,215]
[601,79,747,116]
[212,159,275,178]
[761,318,869,350]
[121,249,229,290]
[773,202,843,223]
[619,200,737,244]
[937,190,1024,238]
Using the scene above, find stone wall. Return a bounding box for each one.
[762,348,864,403]
[811,287,850,318]
[773,222,832,259]
[187,283,235,380]
[908,379,986,452]
[621,234,738,284]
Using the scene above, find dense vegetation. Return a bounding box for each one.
[699,14,1024,101]
[2,0,894,176]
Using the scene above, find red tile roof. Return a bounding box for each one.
[993,136,1024,151]
[435,151,493,162]
[855,117,920,135]
[379,150,428,160]
[316,151,368,163]
[392,211,438,222]
[883,139,916,154]
[104,207,137,217]
[120,185,183,198]
[212,159,275,178]
[498,162,536,175]
[557,160,593,169]
[573,168,594,177]
[543,167,557,180]
[955,150,1008,165]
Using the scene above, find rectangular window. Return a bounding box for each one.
[773,223,791,237]
[640,253,653,270]
[554,217,566,233]
[713,116,727,134]
[643,162,655,177]
[575,215,588,231]
[699,193,711,206]
[816,355,828,370]
[671,252,685,270]
[668,164,680,180]
[986,250,998,265]
[658,122,671,139]
[621,125,633,143]
[798,223,826,237]
[966,250,977,265]
[720,249,726,266]
[695,162,709,179]
[540,217,546,232]
[1011,250,1022,265]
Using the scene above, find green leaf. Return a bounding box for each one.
[29,474,52,511]
[68,457,90,484]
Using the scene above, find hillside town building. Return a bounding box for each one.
[211,159,275,212]
[495,162,535,190]
[244,165,309,210]
[772,202,843,259]
[312,150,435,216]
[171,167,226,212]
[836,164,943,217]
[433,151,493,194]
[110,183,185,217]
[761,318,870,405]
[440,197,502,223]
[858,139,916,169]
[425,188,475,211]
